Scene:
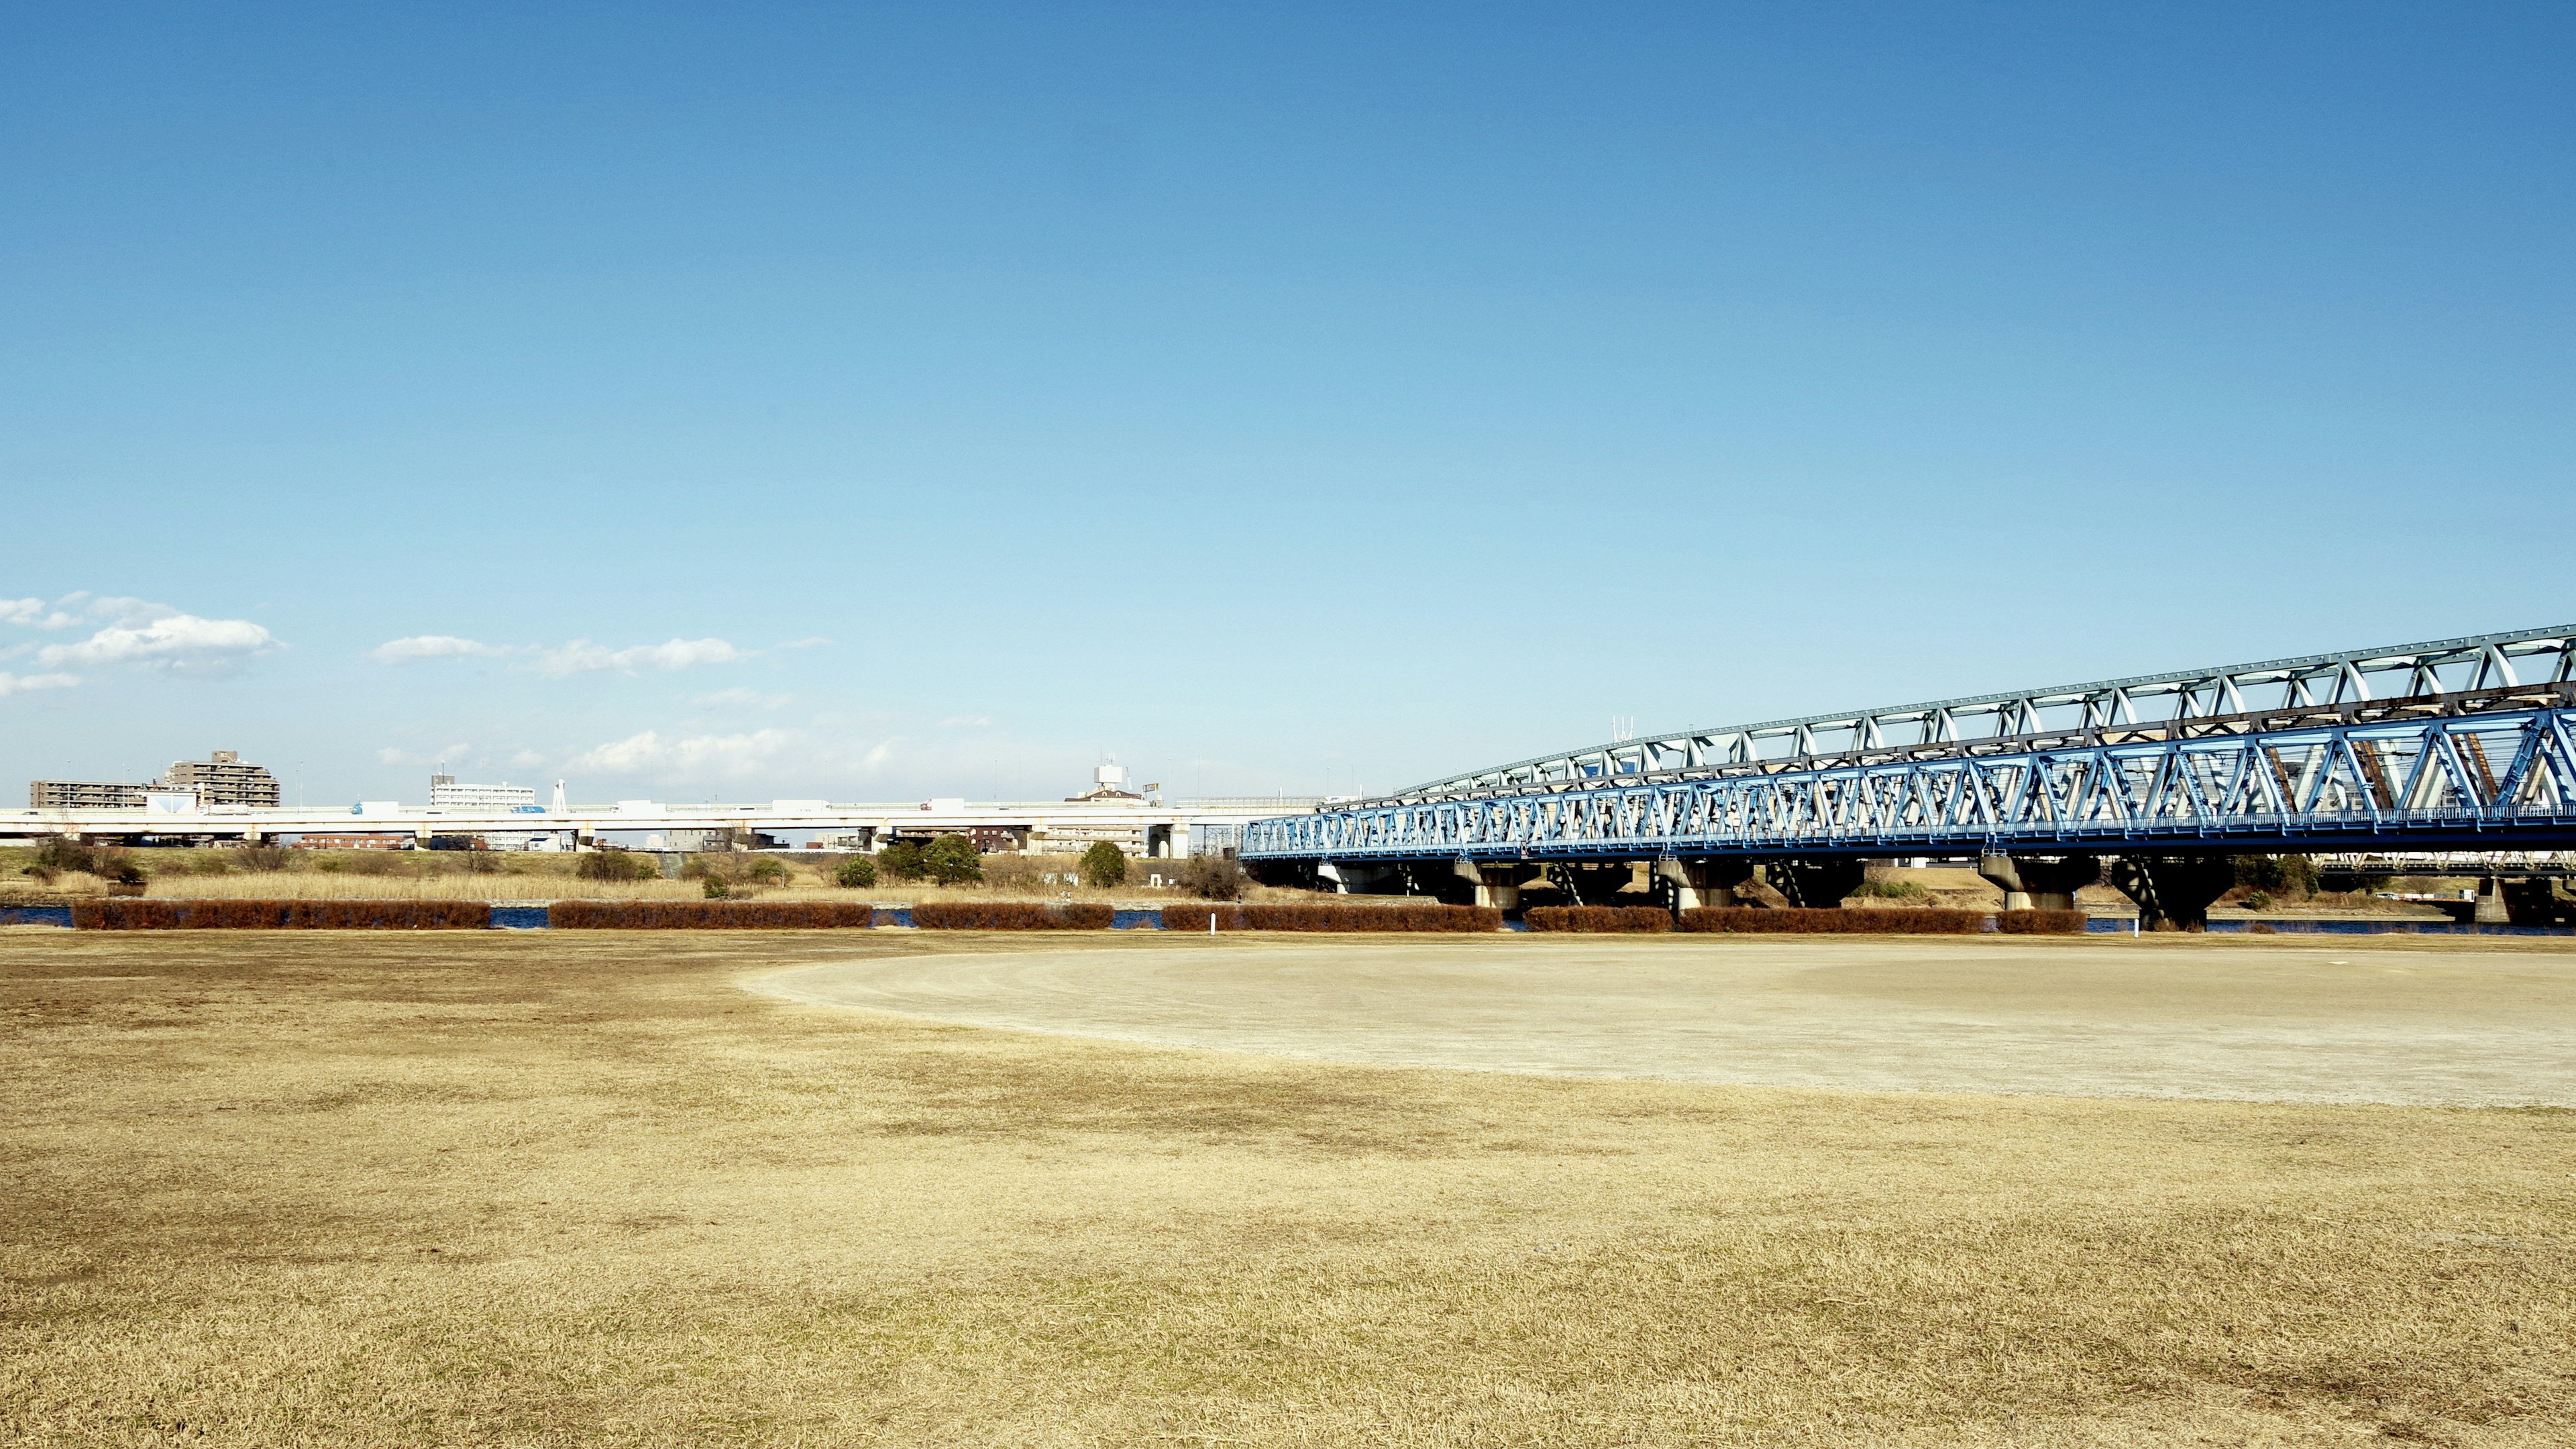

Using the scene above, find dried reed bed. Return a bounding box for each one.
[1,930,2571,1446]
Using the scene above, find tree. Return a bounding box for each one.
[877,841,926,881]
[923,834,983,885]
[1080,840,1128,888]
[835,856,878,889]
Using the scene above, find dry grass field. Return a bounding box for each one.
[4,928,2573,1447]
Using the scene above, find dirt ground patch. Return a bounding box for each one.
[759,933,2576,1105]
[4,929,2573,1446]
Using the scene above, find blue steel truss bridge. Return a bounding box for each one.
[1240,626,2576,928]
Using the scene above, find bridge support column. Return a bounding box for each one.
[1978,853,2102,912]
[1547,862,1636,904]
[1653,858,1756,910]
[574,825,598,853]
[2107,855,2235,931]
[2504,878,2576,928]
[1771,857,1866,909]
[1452,860,1538,910]
[1318,860,1405,895]
[2473,876,2510,924]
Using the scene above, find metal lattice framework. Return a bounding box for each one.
[1243,627,2576,864]
[1387,626,2576,802]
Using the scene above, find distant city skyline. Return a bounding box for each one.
[6,4,2571,805]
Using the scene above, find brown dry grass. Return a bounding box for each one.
[3,930,2573,1447]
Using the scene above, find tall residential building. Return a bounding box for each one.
[428,773,538,810]
[29,780,154,809]
[162,750,282,808]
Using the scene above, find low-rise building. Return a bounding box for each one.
[427,773,538,810]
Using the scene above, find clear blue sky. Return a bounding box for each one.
[4,3,2570,804]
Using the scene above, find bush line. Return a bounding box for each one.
[1678,907,1986,934]
[73,900,494,930]
[1157,903,1502,932]
[546,901,875,929]
[910,902,1114,930]
[1994,908,2088,934]
[1523,906,1674,933]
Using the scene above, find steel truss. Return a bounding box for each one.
[1388,625,2576,804]
[1242,705,2576,863]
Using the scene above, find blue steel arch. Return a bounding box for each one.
[1242,628,2576,865]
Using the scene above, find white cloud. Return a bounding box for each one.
[776,636,832,650]
[570,728,795,778]
[372,635,511,663]
[0,671,79,696]
[694,687,792,709]
[38,613,276,673]
[0,598,82,629]
[536,638,745,676]
[938,714,992,728]
[376,743,474,767]
[508,749,545,769]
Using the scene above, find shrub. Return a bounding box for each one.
[546,901,874,928]
[235,846,292,872]
[702,878,730,899]
[878,841,926,881]
[34,839,97,876]
[1178,855,1246,901]
[1237,903,1501,932]
[1524,906,1672,933]
[1080,841,1127,888]
[1677,907,1983,934]
[745,855,790,884]
[1161,904,1246,932]
[74,899,494,930]
[2233,855,2319,900]
[835,856,878,889]
[577,850,656,882]
[1994,908,2086,934]
[923,834,983,885]
[910,902,1113,930]
[92,849,147,885]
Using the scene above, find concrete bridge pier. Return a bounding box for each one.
[1548,863,1637,904]
[1978,853,2102,912]
[1317,860,1405,895]
[2108,855,2236,931]
[1452,860,1541,910]
[2473,875,2510,924]
[1652,857,1758,910]
[1771,857,1867,909]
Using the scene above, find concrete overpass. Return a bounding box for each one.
[0,794,1320,859]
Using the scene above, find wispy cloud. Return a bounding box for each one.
[938,714,992,728]
[37,612,276,674]
[0,671,79,697]
[0,598,82,629]
[371,631,812,675]
[570,728,796,778]
[372,635,511,663]
[694,687,792,709]
[376,743,473,767]
[535,638,745,676]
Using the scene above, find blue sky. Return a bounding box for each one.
[4,3,2570,804]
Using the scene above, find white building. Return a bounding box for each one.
[429,773,538,809]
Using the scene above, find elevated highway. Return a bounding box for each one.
[1242,627,2576,928]
[0,796,1315,859]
